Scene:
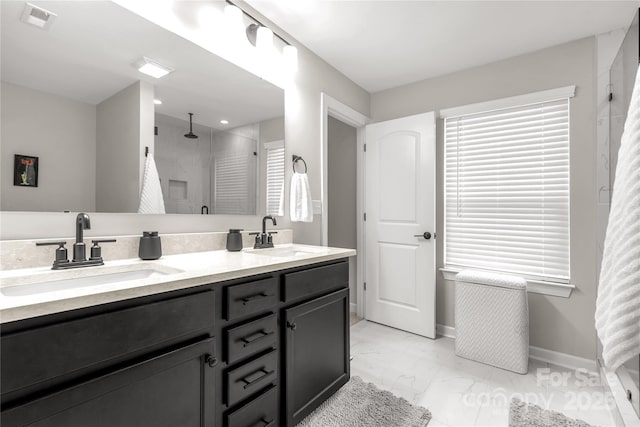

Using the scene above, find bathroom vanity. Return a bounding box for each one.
[0,246,354,427]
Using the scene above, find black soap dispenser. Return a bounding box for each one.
[139,231,162,260]
[226,229,243,252]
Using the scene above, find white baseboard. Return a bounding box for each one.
[436,323,456,339]
[350,303,356,313]
[529,345,597,371]
[435,323,597,371]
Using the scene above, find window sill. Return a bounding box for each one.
[439,268,574,298]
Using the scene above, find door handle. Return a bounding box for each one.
[413,232,435,240]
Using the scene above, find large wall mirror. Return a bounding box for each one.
[1,1,284,215]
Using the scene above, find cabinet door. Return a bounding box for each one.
[283,288,349,426]
[1,338,216,427]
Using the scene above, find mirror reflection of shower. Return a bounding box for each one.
[154,113,258,216]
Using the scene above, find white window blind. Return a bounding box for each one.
[444,95,571,283]
[214,152,252,215]
[265,140,285,216]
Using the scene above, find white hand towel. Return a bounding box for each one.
[595,67,640,371]
[137,152,166,214]
[290,172,313,222]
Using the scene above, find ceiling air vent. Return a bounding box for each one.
[21,3,57,30]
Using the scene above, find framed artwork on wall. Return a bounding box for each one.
[13,154,39,188]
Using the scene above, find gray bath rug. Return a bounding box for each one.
[297,376,431,427]
[509,398,596,427]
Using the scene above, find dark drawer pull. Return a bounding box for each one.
[252,419,274,427]
[241,330,275,347]
[241,293,272,305]
[240,368,275,390]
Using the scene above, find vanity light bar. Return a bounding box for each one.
[224,0,298,59]
[137,57,174,79]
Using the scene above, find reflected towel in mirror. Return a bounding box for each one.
[138,152,166,214]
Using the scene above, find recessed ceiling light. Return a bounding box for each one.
[21,3,57,30]
[154,99,163,105]
[220,120,229,125]
[136,57,174,79]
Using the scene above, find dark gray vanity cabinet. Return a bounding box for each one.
[0,258,351,427]
[1,290,217,427]
[283,288,350,426]
[281,261,350,426]
[2,338,216,427]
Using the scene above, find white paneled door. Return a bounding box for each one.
[364,112,436,338]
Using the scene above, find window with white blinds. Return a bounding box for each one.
[214,152,253,215]
[265,140,285,216]
[443,88,573,283]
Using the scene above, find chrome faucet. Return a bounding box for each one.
[35,212,116,270]
[251,215,277,249]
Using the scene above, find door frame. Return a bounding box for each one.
[320,93,370,318]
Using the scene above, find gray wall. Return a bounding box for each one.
[327,116,358,303]
[1,82,96,212]
[279,26,371,245]
[371,37,597,360]
[96,81,153,213]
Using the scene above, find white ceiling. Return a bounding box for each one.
[1,1,284,130]
[248,0,639,93]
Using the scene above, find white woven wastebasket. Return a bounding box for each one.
[454,270,529,374]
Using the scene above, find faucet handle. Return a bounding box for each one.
[36,241,67,247]
[90,239,116,261]
[36,241,69,267]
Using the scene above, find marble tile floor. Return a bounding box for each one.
[350,320,617,427]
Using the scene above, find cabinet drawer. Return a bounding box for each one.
[225,385,278,427]
[225,349,277,406]
[1,290,215,396]
[282,261,348,303]
[225,277,277,321]
[226,313,277,364]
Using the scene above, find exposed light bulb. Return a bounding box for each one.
[220,120,229,125]
[224,4,242,25]
[154,99,163,105]
[198,5,221,30]
[283,44,298,73]
[256,26,273,52]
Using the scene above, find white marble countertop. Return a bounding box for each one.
[0,244,355,323]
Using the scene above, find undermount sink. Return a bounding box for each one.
[1,265,183,297]
[246,247,323,258]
